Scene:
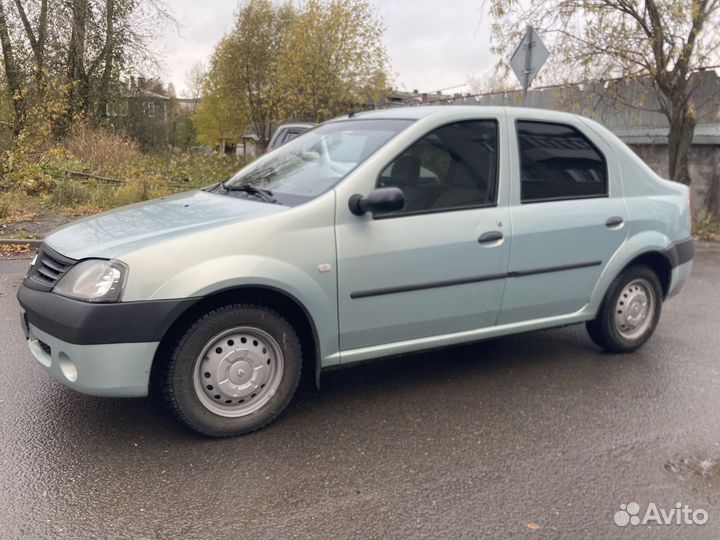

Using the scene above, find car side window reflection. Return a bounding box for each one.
[377,120,498,216]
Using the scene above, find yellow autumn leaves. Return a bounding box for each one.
[194,0,389,149]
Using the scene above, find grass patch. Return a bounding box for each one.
[0,192,36,223]
[694,217,720,242]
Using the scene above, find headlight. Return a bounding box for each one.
[53,259,128,303]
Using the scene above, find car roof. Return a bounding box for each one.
[277,122,315,129]
[328,105,583,123]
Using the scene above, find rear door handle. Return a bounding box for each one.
[605,216,624,228]
[478,231,504,244]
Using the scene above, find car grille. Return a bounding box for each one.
[29,245,76,289]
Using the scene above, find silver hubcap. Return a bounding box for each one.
[614,279,655,340]
[193,327,284,417]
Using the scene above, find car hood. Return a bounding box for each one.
[45,191,288,260]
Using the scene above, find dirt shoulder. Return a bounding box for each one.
[0,208,73,241]
[0,205,74,259]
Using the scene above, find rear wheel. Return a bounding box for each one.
[586,265,663,353]
[163,304,301,437]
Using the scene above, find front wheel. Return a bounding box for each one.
[163,304,302,437]
[586,265,663,353]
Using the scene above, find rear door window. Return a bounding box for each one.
[516,121,607,203]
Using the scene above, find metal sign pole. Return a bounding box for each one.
[523,27,534,106]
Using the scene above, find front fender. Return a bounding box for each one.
[585,231,673,315]
[146,255,339,366]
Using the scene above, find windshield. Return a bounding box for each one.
[222,119,413,206]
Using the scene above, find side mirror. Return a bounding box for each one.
[348,187,405,216]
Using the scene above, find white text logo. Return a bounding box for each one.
[614,502,708,527]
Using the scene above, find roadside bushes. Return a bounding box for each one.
[0,121,246,220]
[63,123,145,177]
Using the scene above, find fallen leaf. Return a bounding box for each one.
[0,243,31,253]
[527,522,541,531]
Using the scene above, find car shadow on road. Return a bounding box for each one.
[15,323,648,450]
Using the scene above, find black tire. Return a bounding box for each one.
[586,264,663,353]
[163,304,302,437]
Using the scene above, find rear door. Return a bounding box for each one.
[498,114,628,324]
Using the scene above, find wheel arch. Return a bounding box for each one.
[150,285,322,393]
[588,233,676,318]
[620,250,672,298]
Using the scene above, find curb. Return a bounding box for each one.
[0,238,42,248]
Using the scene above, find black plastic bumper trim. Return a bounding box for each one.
[663,238,694,268]
[17,283,197,345]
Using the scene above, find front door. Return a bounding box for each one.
[335,119,511,357]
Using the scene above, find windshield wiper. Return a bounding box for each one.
[220,182,278,204]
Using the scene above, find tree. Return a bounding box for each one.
[213,0,295,149]
[65,0,175,124]
[0,0,25,133]
[0,0,175,136]
[196,0,389,150]
[467,67,516,95]
[183,60,206,101]
[66,0,89,119]
[276,0,388,123]
[193,53,247,149]
[484,0,720,186]
[94,0,116,118]
[13,0,48,87]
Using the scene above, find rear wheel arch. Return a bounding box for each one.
[589,247,673,320]
[151,285,321,393]
[618,250,672,299]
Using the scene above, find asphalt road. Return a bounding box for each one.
[1,246,719,539]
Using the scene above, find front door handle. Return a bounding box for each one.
[478,231,504,244]
[605,216,624,228]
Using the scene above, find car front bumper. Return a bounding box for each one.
[17,282,197,397]
[26,323,158,397]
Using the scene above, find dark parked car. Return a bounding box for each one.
[267,122,314,151]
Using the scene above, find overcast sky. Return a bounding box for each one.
[152,0,498,97]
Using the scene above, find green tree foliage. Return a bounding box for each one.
[483,0,720,186]
[193,48,247,149]
[276,0,388,123]
[195,0,389,150]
